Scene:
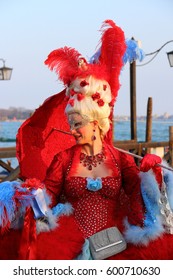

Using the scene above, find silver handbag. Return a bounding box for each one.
[88,227,127,260]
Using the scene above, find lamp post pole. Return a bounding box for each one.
[130,59,137,141]
[129,40,173,142]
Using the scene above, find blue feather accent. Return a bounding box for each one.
[52,202,73,216]
[0,181,20,227]
[89,39,145,66]
[0,181,36,228]
[123,39,145,64]
[89,49,101,64]
[124,172,164,245]
[75,239,92,260]
[140,172,161,227]
[124,216,164,246]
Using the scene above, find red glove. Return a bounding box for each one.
[140,154,162,187]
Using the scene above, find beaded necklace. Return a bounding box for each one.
[80,150,106,170]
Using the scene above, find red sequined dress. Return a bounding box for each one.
[1,142,173,260]
[42,143,173,260]
[45,143,144,230]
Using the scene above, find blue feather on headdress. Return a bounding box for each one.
[89,49,101,64]
[123,39,145,64]
[90,38,145,66]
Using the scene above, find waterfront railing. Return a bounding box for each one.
[1,128,173,182]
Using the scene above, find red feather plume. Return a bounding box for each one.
[99,20,126,102]
[44,47,81,85]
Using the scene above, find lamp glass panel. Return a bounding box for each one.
[167,52,173,67]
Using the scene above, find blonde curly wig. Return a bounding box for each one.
[65,75,112,137]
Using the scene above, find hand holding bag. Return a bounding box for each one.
[88,227,127,260]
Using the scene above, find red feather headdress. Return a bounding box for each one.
[17,20,126,180]
[99,20,126,103]
[44,47,81,86]
[44,19,126,102]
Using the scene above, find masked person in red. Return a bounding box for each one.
[1,20,173,260]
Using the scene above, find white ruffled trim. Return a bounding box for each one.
[36,202,74,234]
[36,209,58,234]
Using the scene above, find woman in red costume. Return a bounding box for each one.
[1,20,173,260]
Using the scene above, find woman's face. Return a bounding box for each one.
[68,112,95,145]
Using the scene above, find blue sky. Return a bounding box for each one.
[0,0,173,116]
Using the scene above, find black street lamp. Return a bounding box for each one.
[167,51,173,67]
[0,58,13,80]
[137,40,173,67]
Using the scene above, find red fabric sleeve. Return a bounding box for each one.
[120,152,145,226]
[43,153,64,207]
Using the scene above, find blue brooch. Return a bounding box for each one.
[86,177,102,192]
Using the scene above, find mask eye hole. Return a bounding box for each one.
[68,113,90,130]
[70,121,82,130]
[74,122,82,128]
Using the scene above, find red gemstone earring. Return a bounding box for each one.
[91,129,96,141]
